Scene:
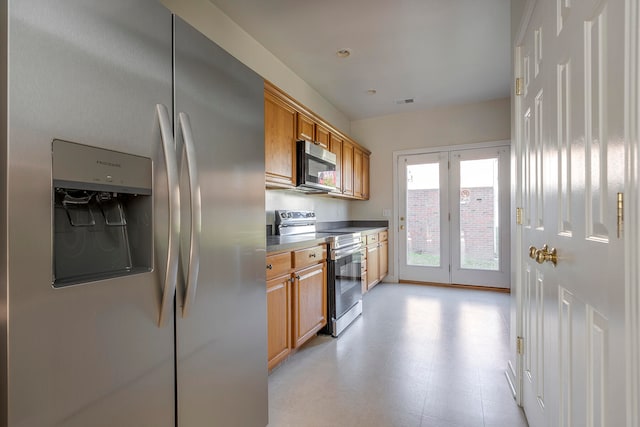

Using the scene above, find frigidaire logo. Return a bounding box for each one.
[97,160,121,168]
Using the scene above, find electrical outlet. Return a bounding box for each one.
[382,208,391,218]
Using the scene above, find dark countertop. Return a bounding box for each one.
[267,222,389,253]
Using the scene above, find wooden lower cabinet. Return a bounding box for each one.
[362,229,389,294]
[379,240,388,281]
[292,262,327,348]
[267,246,327,370]
[266,274,291,370]
[366,243,380,290]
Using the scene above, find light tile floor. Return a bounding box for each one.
[268,283,529,427]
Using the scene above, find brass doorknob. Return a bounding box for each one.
[529,244,558,266]
[400,225,405,230]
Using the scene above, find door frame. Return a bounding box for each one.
[507,0,536,406]
[625,0,640,424]
[392,139,510,284]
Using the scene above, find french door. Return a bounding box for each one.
[398,145,510,288]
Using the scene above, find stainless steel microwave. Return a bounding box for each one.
[296,140,337,192]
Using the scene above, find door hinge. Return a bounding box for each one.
[517,336,524,355]
[516,207,523,225]
[515,78,523,96]
[617,192,624,238]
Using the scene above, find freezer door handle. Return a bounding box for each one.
[178,112,202,318]
[157,104,180,327]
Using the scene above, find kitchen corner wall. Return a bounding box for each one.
[348,97,511,281]
[159,0,351,135]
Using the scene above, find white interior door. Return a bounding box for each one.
[450,147,511,287]
[517,0,627,426]
[398,152,450,283]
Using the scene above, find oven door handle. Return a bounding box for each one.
[333,243,363,260]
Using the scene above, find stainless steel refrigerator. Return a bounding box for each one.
[0,1,268,426]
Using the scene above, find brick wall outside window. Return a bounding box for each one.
[407,187,497,263]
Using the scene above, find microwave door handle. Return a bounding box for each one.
[156,104,180,327]
[178,112,202,318]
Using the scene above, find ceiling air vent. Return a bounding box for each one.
[395,98,415,105]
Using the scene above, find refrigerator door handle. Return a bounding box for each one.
[156,104,180,327]
[178,112,201,318]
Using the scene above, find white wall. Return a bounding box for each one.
[349,97,511,280]
[159,0,351,134]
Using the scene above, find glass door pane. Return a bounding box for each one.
[459,158,500,271]
[406,162,440,267]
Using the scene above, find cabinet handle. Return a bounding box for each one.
[296,275,301,280]
[266,264,273,270]
[309,253,316,258]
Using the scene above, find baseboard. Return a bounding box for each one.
[398,279,511,293]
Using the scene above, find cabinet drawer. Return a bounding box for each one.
[292,245,326,269]
[266,252,291,279]
[366,233,379,245]
[379,230,388,242]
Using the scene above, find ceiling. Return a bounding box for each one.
[208,0,511,121]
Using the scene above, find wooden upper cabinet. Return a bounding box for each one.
[354,147,363,199]
[315,124,330,149]
[342,139,354,197]
[296,113,315,143]
[329,133,343,193]
[264,81,371,198]
[265,90,296,188]
[362,153,370,200]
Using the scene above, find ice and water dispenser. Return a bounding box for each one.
[52,140,153,287]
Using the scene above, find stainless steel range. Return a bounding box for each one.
[275,210,363,336]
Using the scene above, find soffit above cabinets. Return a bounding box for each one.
[208,0,511,120]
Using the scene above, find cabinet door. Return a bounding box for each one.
[362,153,370,200]
[354,147,363,199]
[367,245,379,290]
[267,274,291,369]
[361,248,368,294]
[265,91,296,187]
[315,124,330,149]
[329,134,343,193]
[296,112,315,142]
[342,139,354,196]
[292,262,327,347]
[379,240,388,281]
